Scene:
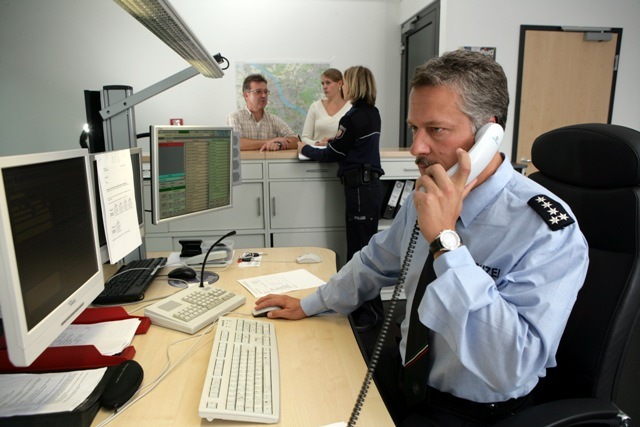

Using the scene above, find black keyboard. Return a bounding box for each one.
[94,257,167,304]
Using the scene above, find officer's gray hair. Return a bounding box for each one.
[411,49,509,133]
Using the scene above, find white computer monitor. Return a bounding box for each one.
[0,148,104,367]
[150,125,233,225]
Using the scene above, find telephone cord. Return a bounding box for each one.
[347,221,421,426]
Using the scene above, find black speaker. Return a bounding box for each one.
[231,131,242,185]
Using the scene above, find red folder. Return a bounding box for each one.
[0,306,150,373]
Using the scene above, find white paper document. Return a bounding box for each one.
[50,318,141,356]
[0,368,107,417]
[95,150,142,263]
[298,143,327,160]
[237,269,326,297]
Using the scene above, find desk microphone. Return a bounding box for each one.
[199,230,236,287]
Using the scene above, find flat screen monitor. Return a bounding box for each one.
[83,89,106,153]
[90,147,145,264]
[150,126,233,225]
[0,149,104,367]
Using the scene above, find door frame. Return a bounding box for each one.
[399,1,440,148]
[510,25,623,163]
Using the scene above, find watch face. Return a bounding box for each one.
[440,230,461,250]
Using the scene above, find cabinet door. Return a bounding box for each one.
[269,180,345,229]
[381,159,420,180]
[168,182,264,231]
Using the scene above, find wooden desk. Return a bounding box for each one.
[92,247,393,426]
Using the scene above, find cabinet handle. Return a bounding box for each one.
[305,168,329,173]
[404,167,418,171]
[271,197,276,216]
[257,197,262,216]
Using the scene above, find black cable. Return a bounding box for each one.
[348,221,421,426]
[213,53,230,70]
[199,230,236,287]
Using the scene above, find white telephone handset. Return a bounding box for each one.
[447,123,504,184]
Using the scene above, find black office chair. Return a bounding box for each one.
[495,123,640,426]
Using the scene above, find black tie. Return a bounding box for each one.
[402,253,436,407]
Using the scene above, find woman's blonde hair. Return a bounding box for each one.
[343,66,376,106]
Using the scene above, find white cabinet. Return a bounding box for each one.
[269,180,345,229]
[267,161,347,264]
[267,161,346,229]
[142,152,416,264]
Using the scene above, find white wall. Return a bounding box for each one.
[1,0,638,159]
[0,0,401,156]
[399,0,640,160]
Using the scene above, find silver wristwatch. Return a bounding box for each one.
[429,229,462,255]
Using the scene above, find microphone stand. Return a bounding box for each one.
[199,230,237,287]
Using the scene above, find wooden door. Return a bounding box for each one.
[512,27,621,173]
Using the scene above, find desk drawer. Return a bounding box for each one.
[241,162,263,180]
[268,162,339,179]
[382,159,419,179]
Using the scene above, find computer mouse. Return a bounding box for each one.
[296,253,322,264]
[168,266,197,280]
[252,306,282,317]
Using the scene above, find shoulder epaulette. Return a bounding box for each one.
[527,195,575,231]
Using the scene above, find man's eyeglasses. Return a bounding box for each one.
[246,89,271,96]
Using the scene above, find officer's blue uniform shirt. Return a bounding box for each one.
[301,154,589,403]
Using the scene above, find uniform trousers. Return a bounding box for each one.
[344,178,384,330]
[344,178,383,260]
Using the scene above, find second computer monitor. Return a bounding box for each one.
[150,126,233,225]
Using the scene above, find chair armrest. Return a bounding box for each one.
[492,398,630,427]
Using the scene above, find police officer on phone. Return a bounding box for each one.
[268,50,588,426]
[298,65,385,332]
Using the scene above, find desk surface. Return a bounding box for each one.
[93,247,393,427]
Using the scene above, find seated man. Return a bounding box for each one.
[254,50,589,426]
[227,74,299,151]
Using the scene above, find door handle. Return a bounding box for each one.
[520,157,532,163]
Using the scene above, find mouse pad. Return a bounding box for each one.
[168,271,219,288]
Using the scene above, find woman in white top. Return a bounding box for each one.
[301,68,351,146]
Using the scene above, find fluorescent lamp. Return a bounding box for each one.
[113,0,223,78]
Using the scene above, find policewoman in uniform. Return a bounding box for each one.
[298,65,385,331]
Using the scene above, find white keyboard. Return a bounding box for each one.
[144,286,245,334]
[198,316,280,424]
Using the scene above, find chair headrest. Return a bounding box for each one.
[531,123,640,189]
